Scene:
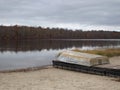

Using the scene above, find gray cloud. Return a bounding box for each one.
[0,0,120,30]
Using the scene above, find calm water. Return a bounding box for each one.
[0,39,120,71]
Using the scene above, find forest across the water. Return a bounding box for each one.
[0,25,120,40]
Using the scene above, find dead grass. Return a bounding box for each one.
[72,48,120,57]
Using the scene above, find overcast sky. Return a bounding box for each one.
[0,0,120,31]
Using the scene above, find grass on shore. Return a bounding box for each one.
[72,48,120,57]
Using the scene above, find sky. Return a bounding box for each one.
[0,0,120,31]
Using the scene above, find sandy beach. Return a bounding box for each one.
[0,56,120,90]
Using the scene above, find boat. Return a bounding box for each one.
[52,50,120,77]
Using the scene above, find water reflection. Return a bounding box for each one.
[0,39,120,71]
[0,39,120,52]
[0,50,60,71]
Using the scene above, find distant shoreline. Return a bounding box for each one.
[0,25,120,40]
[40,39,120,41]
[1,39,120,41]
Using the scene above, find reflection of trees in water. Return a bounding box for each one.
[0,40,120,52]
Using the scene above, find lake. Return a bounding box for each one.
[0,39,120,71]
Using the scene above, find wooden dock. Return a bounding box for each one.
[53,60,120,77]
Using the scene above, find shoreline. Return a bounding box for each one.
[0,65,52,73]
[0,56,120,73]
[0,66,120,90]
[0,56,120,90]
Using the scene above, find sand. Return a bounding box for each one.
[0,56,120,90]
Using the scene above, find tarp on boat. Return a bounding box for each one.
[56,50,109,66]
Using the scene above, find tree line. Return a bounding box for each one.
[0,25,120,40]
